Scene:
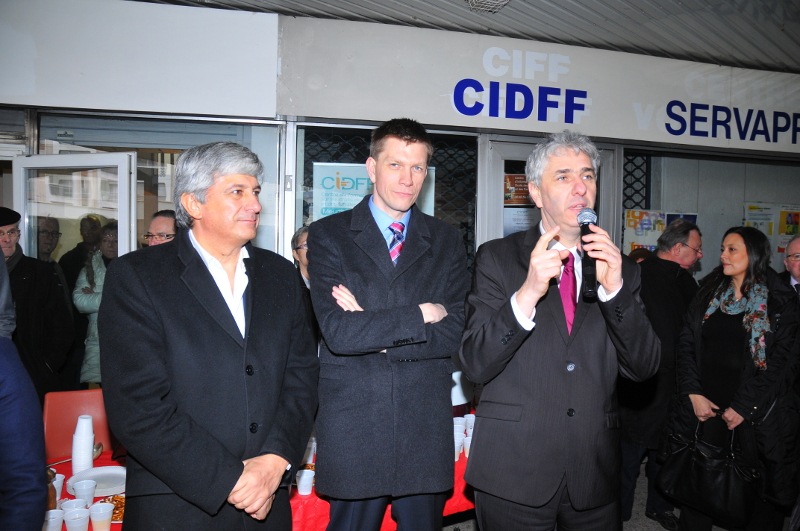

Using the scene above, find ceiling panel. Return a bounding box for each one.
[130,0,800,74]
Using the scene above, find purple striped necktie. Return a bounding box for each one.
[560,252,576,334]
[388,222,405,265]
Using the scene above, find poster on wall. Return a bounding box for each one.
[311,162,435,222]
[745,203,800,264]
[503,173,538,236]
[623,210,698,255]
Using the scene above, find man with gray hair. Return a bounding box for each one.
[460,130,659,529]
[100,141,319,531]
[780,233,800,294]
[619,218,702,530]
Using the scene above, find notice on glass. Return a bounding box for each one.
[503,207,538,236]
[311,162,435,221]
[504,174,533,205]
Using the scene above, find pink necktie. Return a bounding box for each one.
[560,252,576,334]
[388,222,405,265]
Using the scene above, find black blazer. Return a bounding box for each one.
[308,196,469,499]
[460,227,660,510]
[99,232,319,529]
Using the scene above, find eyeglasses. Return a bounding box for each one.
[0,229,19,238]
[293,242,308,251]
[38,230,62,238]
[787,254,800,262]
[143,233,175,242]
[681,242,703,255]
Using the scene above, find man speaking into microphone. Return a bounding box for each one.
[460,130,660,530]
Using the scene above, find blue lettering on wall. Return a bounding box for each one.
[712,106,731,139]
[453,78,484,116]
[565,89,586,124]
[538,86,560,121]
[666,101,797,145]
[505,83,534,119]
[773,112,791,143]
[666,100,687,135]
[750,110,770,142]
[690,103,709,137]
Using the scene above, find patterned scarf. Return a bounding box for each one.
[703,281,769,370]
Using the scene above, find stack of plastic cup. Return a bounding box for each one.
[464,436,473,458]
[464,414,476,437]
[454,433,465,461]
[72,415,95,475]
[302,436,316,465]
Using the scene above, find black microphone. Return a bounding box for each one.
[577,207,598,299]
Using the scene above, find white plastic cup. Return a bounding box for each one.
[453,417,466,426]
[464,436,472,458]
[71,434,94,475]
[73,479,96,505]
[90,502,115,531]
[74,415,94,438]
[63,507,90,531]
[42,509,64,531]
[53,474,65,500]
[466,425,474,437]
[61,499,88,511]
[454,437,463,461]
[464,413,476,428]
[296,470,315,495]
[453,425,465,437]
[303,437,316,465]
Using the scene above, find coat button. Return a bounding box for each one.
[567,363,575,372]
[245,365,254,375]
[567,408,576,417]
[249,423,258,433]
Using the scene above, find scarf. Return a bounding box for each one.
[5,244,23,273]
[703,281,769,370]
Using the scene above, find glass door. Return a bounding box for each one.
[12,152,136,261]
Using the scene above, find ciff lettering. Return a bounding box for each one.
[453,47,590,123]
[320,176,373,191]
[665,100,800,144]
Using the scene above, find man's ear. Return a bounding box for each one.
[181,193,201,222]
[366,157,377,184]
[527,181,542,208]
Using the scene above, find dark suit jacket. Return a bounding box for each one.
[308,196,469,499]
[98,232,319,530]
[459,227,660,510]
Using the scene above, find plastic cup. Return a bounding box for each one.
[453,417,466,426]
[53,474,65,500]
[90,502,115,531]
[63,508,90,531]
[453,425,465,436]
[73,479,96,505]
[42,509,64,531]
[303,437,316,464]
[466,425,474,437]
[464,413,476,428]
[74,415,94,438]
[454,437,463,461]
[61,499,88,511]
[296,470,315,495]
[464,436,472,458]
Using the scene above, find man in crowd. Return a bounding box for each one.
[144,209,177,247]
[1,207,73,403]
[99,142,318,530]
[619,218,702,530]
[780,234,800,292]
[59,214,102,292]
[460,131,659,529]
[308,118,469,531]
[37,216,62,262]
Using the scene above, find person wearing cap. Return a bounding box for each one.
[0,207,73,403]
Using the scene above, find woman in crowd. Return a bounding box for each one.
[73,221,118,388]
[291,225,319,344]
[673,226,799,530]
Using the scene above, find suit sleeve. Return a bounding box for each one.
[309,221,467,359]
[72,266,102,314]
[677,293,705,397]
[99,258,243,515]
[42,262,73,373]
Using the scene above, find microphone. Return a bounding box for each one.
[577,207,598,299]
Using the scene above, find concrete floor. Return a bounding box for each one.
[442,461,793,531]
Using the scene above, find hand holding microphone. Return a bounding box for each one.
[577,207,623,295]
[577,208,598,299]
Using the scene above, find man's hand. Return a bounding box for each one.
[515,225,571,317]
[689,394,719,422]
[332,285,363,312]
[722,407,744,430]
[581,224,623,293]
[419,303,448,324]
[228,454,289,520]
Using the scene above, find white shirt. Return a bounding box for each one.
[510,222,622,331]
[189,229,249,337]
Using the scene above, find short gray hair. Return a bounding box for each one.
[525,130,600,186]
[174,142,263,230]
[785,234,800,258]
[656,218,702,253]
[291,225,309,251]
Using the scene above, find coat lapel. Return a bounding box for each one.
[350,197,396,281]
[393,205,430,279]
[177,232,245,347]
[522,227,571,345]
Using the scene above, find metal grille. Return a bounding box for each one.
[301,128,477,270]
[622,154,650,209]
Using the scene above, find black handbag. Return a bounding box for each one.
[656,422,761,528]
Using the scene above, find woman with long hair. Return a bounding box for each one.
[672,226,799,530]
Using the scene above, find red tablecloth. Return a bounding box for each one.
[52,452,474,531]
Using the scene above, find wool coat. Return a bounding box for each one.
[308,197,469,499]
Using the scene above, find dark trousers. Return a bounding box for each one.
[326,492,447,531]
[678,499,785,531]
[474,475,620,531]
[620,440,673,520]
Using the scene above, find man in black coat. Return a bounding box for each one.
[0,207,73,404]
[460,131,660,530]
[618,218,702,530]
[780,234,800,293]
[309,119,469,531]
[99,142,319,531]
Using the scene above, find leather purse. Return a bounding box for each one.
[656,422,761,528]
